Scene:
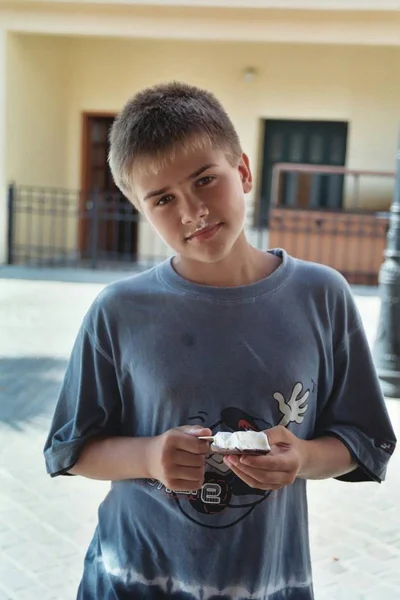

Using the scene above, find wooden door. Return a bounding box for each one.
[258,120,348,225]
[80,114,138,261]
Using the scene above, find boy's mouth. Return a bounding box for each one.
[185,222,223,242]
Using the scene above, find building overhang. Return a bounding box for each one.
[0,1,400,46]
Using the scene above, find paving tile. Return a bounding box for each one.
[0,587,13,600]
[0,529,26,551]
[13,590,59,600]
[361,582,400,600]
[4,542,62,573]
[39,563,81,588]
[0,555,40,593]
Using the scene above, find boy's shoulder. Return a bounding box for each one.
[287,253,353,297]
[290,254,349,290]
[83,262,164,328]
[280,251,360,318]
[286,253,362,331]
[98,263,161,301]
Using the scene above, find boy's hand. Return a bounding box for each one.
[223,426,306,491]
[147,426,212,492]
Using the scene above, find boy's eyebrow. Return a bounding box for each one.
[143,186,170,201]
[188,163,218,180]
[143,163,218,201]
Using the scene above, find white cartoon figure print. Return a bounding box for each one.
[274,382,310,427]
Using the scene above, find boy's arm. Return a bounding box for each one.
[67,435,154,480]
[68,426,212,490]
[223,426,356,491]
[296,434,356,480]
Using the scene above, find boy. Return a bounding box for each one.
[44,82,396,600]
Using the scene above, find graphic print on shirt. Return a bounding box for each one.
[275,382,310,427]
[147,382,311,529]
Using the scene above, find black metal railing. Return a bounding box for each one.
[266,164,394,285]
[6,180,392,285]
[268,207,389,285]
[7,184,171,269]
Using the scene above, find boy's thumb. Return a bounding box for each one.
[182,425,213,437]
[263,425,290,447]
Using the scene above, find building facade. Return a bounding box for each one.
[1,0,400,265]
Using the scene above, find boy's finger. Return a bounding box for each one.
[187,427,213,437]
[264,425,293,447]
[176,432,212,454]
[226,460,288,488]
[179,426,213,437]
[224,458,265,484]
[226,462,268,489]
[239,454,287,471]
[173,466,205,482]
[175,451,205,467]
[169,479,204,492]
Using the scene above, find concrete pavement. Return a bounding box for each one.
[0,267,399,600]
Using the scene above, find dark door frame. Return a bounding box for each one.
[79,111,117,253]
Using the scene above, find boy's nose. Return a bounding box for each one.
[180,194,209,225]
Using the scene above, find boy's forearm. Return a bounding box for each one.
[68,436,154,481]
[298,435,357,480]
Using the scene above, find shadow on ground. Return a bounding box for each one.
[0,357,67,429]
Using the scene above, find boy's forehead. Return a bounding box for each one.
[132,145,227,193]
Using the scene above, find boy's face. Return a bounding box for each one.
[133,147,252,265]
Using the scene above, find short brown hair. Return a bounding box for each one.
[108,81,242,202]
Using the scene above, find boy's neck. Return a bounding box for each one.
[172,238,282,288]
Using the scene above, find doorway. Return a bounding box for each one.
[79,114,138,261]
[258,119,348,225]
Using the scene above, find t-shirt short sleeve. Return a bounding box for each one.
[43,322,122,477]
[315,288,396,483]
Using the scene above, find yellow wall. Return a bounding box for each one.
[6,33,70,188]
[6,34,400,258]
[64,38,399,213]
[6,34,74,256]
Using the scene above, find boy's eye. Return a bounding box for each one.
[196,175,215,187]
[155,194,174,207]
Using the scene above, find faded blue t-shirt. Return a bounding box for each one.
[44,250,396,600]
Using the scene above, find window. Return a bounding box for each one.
[258,120,348,225]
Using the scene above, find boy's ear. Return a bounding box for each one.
[238,153,253,193]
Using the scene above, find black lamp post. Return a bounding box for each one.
[373,139,400,399]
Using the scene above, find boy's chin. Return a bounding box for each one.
[177,247,233,265]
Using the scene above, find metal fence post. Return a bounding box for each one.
[90,192,99,269]
[373,131,400,398]
[7,183,15,265]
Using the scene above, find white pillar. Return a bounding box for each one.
[0,28,7,265]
